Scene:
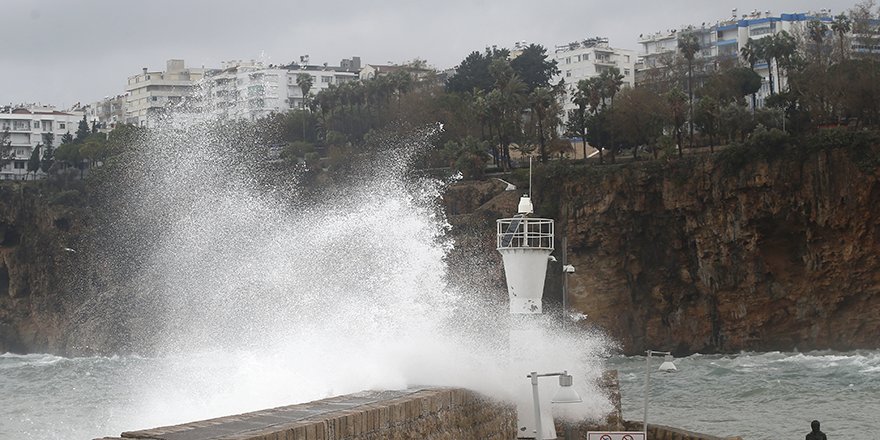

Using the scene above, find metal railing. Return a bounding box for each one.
[497,217,554,250]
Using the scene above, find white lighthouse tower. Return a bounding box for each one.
[497,195,555,314]
[497,192,558,439]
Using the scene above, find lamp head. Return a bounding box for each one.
[658,354,677,372]
[551,371,583,403]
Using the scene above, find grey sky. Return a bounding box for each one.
[2,0,863,107]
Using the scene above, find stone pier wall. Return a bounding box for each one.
[99,388,517,440]
[623,421,743,440]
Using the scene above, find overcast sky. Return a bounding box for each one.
[2,0,863,107]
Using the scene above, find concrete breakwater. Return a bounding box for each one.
[98,388,517,440]
[98,372,740,440]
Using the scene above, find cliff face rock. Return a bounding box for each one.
[0,184,85,353]
[542,147,880,355]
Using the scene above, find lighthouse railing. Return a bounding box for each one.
[496,218,554,250]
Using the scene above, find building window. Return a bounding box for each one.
[625,55,630,62]
[624,69,630,76]
[14,161,25,169]
[59,123,65,129]
[575,55,581,62]
[566,70,571,77]
[321,76,332,83]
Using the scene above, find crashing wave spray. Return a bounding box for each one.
[91,103,613,430]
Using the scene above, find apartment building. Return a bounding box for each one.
[0,105,84,180]
[636,9,835,107]
[552,37,637,120]
[87,94,127,130]
[125,59,207,127]
[205,58,360,121]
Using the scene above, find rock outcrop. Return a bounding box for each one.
[0,183,86,353]
[535,146,880,355]
[2,141,879,357]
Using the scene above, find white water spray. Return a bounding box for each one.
[91,105,612,431]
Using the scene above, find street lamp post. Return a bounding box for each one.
[643,350,677,439]
[526,371,582,439]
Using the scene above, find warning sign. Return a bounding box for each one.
[587,431,646,440]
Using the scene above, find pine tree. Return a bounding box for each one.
[76,115,90,141]
[0,128,12,170]
[26,145,41,180]
[41,132,55,173]
[61,131,74,144]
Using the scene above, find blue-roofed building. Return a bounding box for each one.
[636,9,838,108]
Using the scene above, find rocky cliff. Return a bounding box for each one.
[3,139,879,356]
[531,144,880,355]
[0,183,86,353]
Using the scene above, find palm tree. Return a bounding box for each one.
[831,14,852,61]
[528,86,560,163]
[770,32,797,94]
[598,67,625,108]
[741,39,761,110]
[808,19,830,66]
[678,31,700,148]
[296,74,314,139]
[570,80,591,161]
[488,59,527,170]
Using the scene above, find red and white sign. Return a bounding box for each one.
[587,431,646,440]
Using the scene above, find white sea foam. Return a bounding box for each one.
[56,107,613,435]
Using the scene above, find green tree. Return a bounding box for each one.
[832,13,853,61]
[75,115,90,141]
[40,132,55,173]
[741,38,762,110]
[26,145,41,180]
[54,141,81,171]
[446,47,510,94]
[296,74,314,139]
[666,88,687,157]
[694,96,721,150]
[609,86,666,159]
[0,129,12,170]
[678,31,700,146]
[296,73,314,106]
[808,19,830,66]
[509,44,560,92]
[566,79,592,161]
[487,59,526,170]
[527,85,562,163]
[61,131,73,145]
[598,67,625,109]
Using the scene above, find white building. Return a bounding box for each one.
[1,105,84,180]
[205,58,360,121]
[552,37,636,120]
[86,94,127,131]
[636,9,835,108]
[125,59,207,127]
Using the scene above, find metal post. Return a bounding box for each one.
[530,372,543,440]
[562,236,568,317]
[643,350,652,439]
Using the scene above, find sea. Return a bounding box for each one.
[2,350,877,440]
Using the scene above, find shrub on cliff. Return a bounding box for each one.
[805,128,880,172]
